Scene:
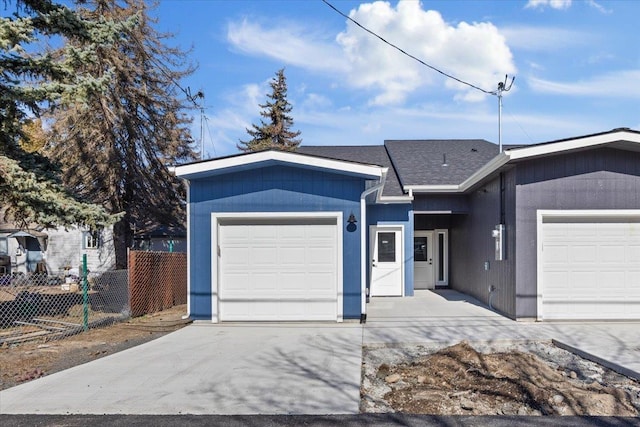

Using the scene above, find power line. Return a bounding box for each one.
[321,0,497,96]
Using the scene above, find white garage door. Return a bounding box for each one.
[540,214,640,320]
[218,218,339,321]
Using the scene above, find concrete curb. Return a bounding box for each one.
[552,339,640,381]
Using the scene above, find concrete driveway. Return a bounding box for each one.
[2,289,639,415]
[0,323,363,415]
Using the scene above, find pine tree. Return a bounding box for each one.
[238,68,301,152]
[45,0,197,268]
[0,0,128,228]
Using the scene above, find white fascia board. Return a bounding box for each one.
[377,196,414,203]
[173,150,384,179]
[507,130,640,160]
[404,152,511,194]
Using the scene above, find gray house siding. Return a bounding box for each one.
[450,171,517,318]
[413,195,469,213]
[514,148,640,318]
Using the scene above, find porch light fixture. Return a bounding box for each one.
[347,212,357,224]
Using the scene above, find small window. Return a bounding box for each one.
[0,238,7,255]
[377,232,396,262]
[83,230,100,249]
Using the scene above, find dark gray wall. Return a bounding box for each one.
[514,148,640,318]
[413,195,469,213]
[450,170,517,318]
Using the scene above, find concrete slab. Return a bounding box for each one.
[0,323,363,415]
[364,290,640,382]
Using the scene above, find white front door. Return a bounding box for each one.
[414,231,434,290]
[370,226,403,296]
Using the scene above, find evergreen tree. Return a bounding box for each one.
[0,0,127,228]
[238,68,301,152]
[45,0,197,268]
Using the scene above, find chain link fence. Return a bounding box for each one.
[0,251,187,346]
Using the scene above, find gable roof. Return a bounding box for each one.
[384,139,499,187]
[172,149,386,181]
[406,128,640,194]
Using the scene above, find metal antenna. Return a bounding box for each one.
[187,87,206,160]
[496,75,515,153]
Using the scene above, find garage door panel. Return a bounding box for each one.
[541,215,640,320]
[218,219,338,321]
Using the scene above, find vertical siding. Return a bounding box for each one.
[413,195,469,213]
[450,172,517,318]
[188,165,366,320]
[515,148,640,318]
[367,204,414,296]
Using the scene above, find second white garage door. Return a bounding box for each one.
[539,213,640,320]
[217,217,339,321]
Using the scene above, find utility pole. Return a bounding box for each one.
[496,75,515,152]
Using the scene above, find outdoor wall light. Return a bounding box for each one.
[347,212,357,224]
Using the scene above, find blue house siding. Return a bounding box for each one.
[367,204,414,296]
[188,165,368,321]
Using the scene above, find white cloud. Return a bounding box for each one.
[528,70,640,97]
[227,19,348,73]
[336,1,516,105]
[525,0,572,10]
[500,26,593,51]
[587,0,612,14]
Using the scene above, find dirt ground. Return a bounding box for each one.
[361,340,640,416]
[0,304,189,391]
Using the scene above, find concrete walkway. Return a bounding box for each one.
[1,289,639,415]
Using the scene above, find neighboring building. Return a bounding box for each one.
[174,128,640,323]
[0,225,115,274]
[133,225,186,253]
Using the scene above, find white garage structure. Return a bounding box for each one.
[537,210,640,320]
[211,212,343,322]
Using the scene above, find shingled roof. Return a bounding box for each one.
[384,139,499,186]
[297,145,405,197]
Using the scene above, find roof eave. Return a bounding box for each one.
[172,150,385,180]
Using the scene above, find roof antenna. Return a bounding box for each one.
[496,75,515,153]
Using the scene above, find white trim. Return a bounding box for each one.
[405,153,510,194]
[536,209,640,321]
[360,183,385,319]
[508,130,640,160]
[174,150,385,179]
[406,130,640,195]
[435,229,449,286]
[211,211,343,323]
[184,181,191,320]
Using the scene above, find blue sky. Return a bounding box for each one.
[155,0,638,157]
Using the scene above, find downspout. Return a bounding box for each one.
[360,181,385,324]
[182,179,191,320]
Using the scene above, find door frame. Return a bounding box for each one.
[369,224,405,297]
[434,229,449,287]
[414,230,435,290]
[211,211,343,323]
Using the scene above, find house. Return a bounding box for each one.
[0,224,116,275]
[173,128,640,323]
[132,224,187,253]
